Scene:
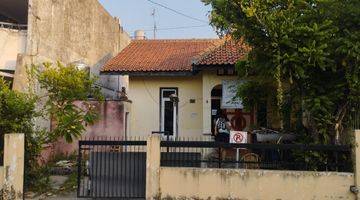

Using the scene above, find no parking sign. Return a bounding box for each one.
[230,131,248,168]
[230,131,247,144]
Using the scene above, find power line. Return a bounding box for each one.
[146,0,209,24]
[0,24,210,37]
[141,24,210,32]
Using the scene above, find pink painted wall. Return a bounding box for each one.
[40,100,128,162]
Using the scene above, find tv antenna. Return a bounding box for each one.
[151,8,157,39]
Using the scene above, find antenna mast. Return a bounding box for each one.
[151,8,157,39]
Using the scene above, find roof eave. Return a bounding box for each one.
[192,63,235,71]
[100,70,195,77]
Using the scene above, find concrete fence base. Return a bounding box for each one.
[146,131,360,200]
[0,134,25,200]
[159,167,354,200]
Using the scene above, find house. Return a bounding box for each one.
[101,35,255,139]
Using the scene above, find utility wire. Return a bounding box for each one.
[141,24,210,32]
[146,0,209,24]
[0,24,210,37]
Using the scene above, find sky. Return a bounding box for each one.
[98,0,218,39]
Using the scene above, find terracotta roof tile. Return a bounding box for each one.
[194,39,250,66]
[102,39,222,73]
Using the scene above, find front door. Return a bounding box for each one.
[160,88,178,139]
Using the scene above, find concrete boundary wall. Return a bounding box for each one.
[146,132,360,200]
[0,133,25,200]
[0,167,3,187]
[159,167,354,200]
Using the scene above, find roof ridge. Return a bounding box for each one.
[191,38,227,65]
[193,38,249,66]
[131,38,221,42]
[101,37,248,74]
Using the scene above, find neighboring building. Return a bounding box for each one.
[0,0,131,113]
[101,37,255,138]
[3,0,131,96]
[0,0,133,157]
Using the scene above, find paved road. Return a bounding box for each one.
[25,192,86,200]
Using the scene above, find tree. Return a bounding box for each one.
[0,78,37,138]
[0,77,44,189]
[0,62,103,189]
[203,0,360,144]
[34,62,103,142]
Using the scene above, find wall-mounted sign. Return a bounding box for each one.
[211,109,218,116]
[221,80,243,109]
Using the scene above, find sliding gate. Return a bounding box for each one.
[77,140,147,199]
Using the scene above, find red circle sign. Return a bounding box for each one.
[233,133,244,143]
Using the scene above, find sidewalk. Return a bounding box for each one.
[26,192,94,200]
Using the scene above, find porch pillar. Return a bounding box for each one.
[146,134,161,200]
[202,72,212,134]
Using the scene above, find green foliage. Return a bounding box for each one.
[204,0,360,144]
[25,165,52,194]
[237,81,274,110]
[0,78,47,190]
[0,78,37,137]
[34,62,103,142]
[0,62,103,191]
[60,171,78,192]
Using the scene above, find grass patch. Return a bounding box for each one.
[25,152,78,196]
[25,165,52,194]
[59,172,78,193]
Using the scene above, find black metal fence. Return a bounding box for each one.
[349,101,360,130]
[76,136,353,198]
[152,131,214,142]
[160,141,353,172]
[77,140,147,199]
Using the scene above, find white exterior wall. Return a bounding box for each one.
[128,71,242,137]
[128,75,203,137]
[202,70,237,134]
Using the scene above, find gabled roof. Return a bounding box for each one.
[101,38,249,74]
[101,39,222,73]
